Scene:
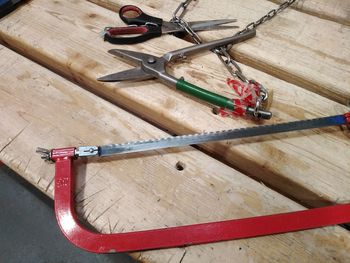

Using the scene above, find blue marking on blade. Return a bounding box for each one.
[327,115,346,125]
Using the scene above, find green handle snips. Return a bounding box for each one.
[176,79,235,110]
[176,79,271,119]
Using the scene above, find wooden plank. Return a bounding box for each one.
[0,0,349,209]
[1,44,350,263]
[90,0,350,105]
[270,0,350,26]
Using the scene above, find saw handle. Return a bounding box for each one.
[49,147,350,253]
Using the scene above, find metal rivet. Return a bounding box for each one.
[147,57,156,64]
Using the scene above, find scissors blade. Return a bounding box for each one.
[187,24,238,32]
[97,68,153,82]
[108,49,151,64]
[163,29,256,62]
[162,19,237,33]
[188,19,237,30]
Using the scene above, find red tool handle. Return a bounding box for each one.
[52,148,350,253]
[105,26,148,36]
[104,25,162,44]
[119,5,163,26]
[103,4,163,44]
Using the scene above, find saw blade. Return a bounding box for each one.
[94,114,348,157]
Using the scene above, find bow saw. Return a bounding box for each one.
[37,112,350,253]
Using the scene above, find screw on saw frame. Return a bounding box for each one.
[36,147,51,161]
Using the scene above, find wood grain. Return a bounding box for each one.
[1,44,350,262]
[0,0,349,208]
[270,0,350,26]
[90,0,350,105]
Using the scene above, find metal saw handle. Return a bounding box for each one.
[51,147,350,253]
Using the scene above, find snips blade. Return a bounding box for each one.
[107,49,151,64]
[98,67,153,82]
[98,49,155,82]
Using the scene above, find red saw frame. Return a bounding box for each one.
[52,148,350,253]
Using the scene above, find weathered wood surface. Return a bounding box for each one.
[1,0,349,208]
[90,0,350,105]
[2,45,350,262]
[270,0,350,26]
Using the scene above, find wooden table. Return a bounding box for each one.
[0,0,349,262]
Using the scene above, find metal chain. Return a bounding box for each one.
[217,0,298,82]
[171,0,297,116]
[172,0,195,20]
[171,0,203,44]
[237,0,297,36]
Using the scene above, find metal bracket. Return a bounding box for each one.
[75,146,99,157]
[51,148,350,253]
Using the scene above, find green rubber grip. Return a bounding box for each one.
[176,79,235,110]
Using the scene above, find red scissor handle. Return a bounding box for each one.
[119,5,163,26]
[104,25,162,44]
[103,5,163,44]
[105,26,148,36]
[52,148,350,253]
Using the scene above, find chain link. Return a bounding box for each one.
[172,0,195,20]
[171,0,203,44]
[221,0,297,82]
[237,0,297,35]
[171,0,297,116]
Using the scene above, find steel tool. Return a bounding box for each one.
[99,29,272,119]
[37,113,350,253]
[103,4,237,44]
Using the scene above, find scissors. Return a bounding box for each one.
[103,5,238,44]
